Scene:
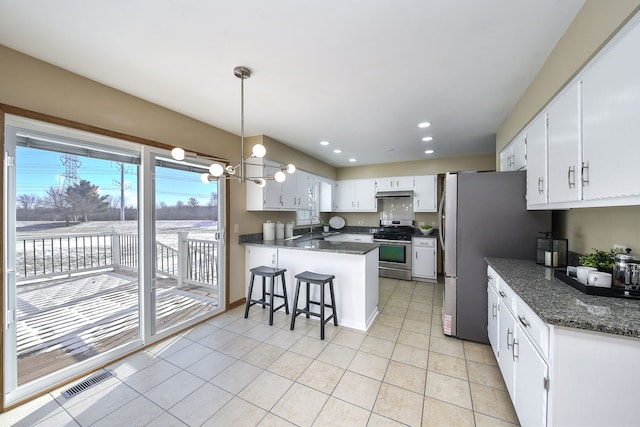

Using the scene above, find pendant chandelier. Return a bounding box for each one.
[170,66,295,187]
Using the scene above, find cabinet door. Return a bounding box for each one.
[547,81,582,204]
[514,327,549,427]
[355,179,377,211]
[375,177,394,191]
[500,146,513,171]
[526,113,548,206]
[281,172,298,210]
[264,161,284,209]
[487,285,500,360]
[319,180,334,212]
[245,246,278,299]
[581,21,640,201]
[394,176,415,190]
[336,180,356,211]
[413,175,437,212]
[498,304,517,400]
[413,239,436,278]
[512,134,527,171]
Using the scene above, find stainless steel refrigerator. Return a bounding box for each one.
[438,171,550,343]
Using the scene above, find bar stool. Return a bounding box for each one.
[244,265,289,325]
[290,271,338,340]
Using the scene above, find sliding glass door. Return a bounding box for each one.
[150,155,224,337]
[3,115,225,405]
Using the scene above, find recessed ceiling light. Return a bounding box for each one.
[422,136,434,142]
[333,149,342,154]
[418,122,431,128]
[320,140,330,146]
[425,149,434,154]
[348,158,357,162]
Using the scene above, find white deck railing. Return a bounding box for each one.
[16,231,218,287]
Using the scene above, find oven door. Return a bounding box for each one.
[375,240,412,271]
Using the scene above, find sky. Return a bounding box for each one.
[16,146,218,208]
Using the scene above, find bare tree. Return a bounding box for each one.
[187,197,199,208]
[17,193,39,211]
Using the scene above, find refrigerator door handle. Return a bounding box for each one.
[438,188,446,249]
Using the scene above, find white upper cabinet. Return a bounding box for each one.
[546,80,582,204]
[500,134,527,172]
[525,113,548,207]
[319,179,334,212]
[413,175,437,212]
[335,179,377,212]
[581,19,640,201]
[375,176,415,191]
[525,15,640,210]
[246,159,317,211]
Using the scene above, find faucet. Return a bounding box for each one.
[310,215,319,234]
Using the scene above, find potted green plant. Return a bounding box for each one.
[323,222,330,232]
[578,248,615,273]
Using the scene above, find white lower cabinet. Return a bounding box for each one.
[489,266,548,427]
[488,265,640,427]
[514,326,549,427]
[412,237,436,281]
[245,246,278,300]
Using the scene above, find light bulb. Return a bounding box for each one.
[200,173,211,184]
[255,178,266,188]
[274,170,286,182]
[171,147,185,161]
[209,163,224,176]
[252,143,267,158]
[286,163,296,174]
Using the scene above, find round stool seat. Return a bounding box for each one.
[294,271,335,284]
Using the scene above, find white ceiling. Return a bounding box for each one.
[0,0,584,167]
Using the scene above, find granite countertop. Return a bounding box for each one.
[485,257,640,338]
[243,237,379,255]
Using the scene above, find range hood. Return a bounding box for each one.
[375,190,414,199]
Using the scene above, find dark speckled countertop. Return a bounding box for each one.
[243,237,379,255]
[485,257,640,338]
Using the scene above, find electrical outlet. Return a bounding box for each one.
[233,224,239,233]
[431,221,436,227]
[418,221,425,226]
[358,220,364,225]
[613,244,627,252]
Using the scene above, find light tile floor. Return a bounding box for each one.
[1,278,519,426]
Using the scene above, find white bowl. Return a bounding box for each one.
[420,228,433,235]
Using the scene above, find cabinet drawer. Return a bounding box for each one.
[413,237,436,248]
[497,280,518,314]
[487,266,500,292]
[515,297,549,358]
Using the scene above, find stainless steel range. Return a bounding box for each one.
[373,220,415,280]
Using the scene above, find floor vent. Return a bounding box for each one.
[62,369,116,399]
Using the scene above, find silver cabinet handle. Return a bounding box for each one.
[538,177,544,194]
[499,290,507,298]
[512,338,519,361]
[518,315,530,328]
[492,303,497,319]
[506,328,513,349]
[567,166,576,188]
[582,161,589,186]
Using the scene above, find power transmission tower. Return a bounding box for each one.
[60,154,81,187]
[112,162,130,221]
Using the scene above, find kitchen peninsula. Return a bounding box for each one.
[242,235,380,331]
